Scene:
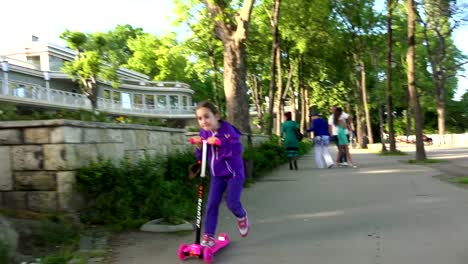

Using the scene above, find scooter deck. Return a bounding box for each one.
[210,234,230,253]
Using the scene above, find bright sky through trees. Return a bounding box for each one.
[1,0,466,99]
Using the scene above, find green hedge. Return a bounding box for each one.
[76,137,312,229]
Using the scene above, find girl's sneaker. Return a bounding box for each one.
[237,215,250,237]
[201,234,215,247]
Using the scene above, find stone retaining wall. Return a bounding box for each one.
[0,120,268,213]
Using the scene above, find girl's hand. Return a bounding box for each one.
[206,136,221,146]
[189,136,203,148]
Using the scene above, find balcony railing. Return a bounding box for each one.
[0,80,195,118]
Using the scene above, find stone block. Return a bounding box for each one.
[125,150,146,164]
[83,128,122,143]
[44,144,98,170]
[0,146,13,191]
[50,126,82,143]
[27,191,58,212]
[134,130,149,149]
[56,171,84,212]
[14,171,56,191]
[121,130,137,150]
[56,171,76,193]
[0,129,22,144]
[96,143,125,163]
[24,128,50,144]
[3,192,27,210]
[11,145,44,170]
[146,148,167,157]
[170,133,186,145]
[148,132,169,148]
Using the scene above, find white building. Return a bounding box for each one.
[0,39,195,119]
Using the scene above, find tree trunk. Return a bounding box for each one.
[223,41,252,133]
[353,54,365,148]
[209,56,223,116]
[361,62,374,144]
[250,74,264,132]
[266,0,281,136]
[407,0,426,160]
[204,0,255,134]
[386,0,397,152]
[275,44,284,135]
[378,101,388,152]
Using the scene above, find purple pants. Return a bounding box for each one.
[204,175,246,236]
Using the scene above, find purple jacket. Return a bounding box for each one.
[196,120,245,178]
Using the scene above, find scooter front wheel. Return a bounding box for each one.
[178,243,188,260]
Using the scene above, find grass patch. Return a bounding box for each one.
[450,176,468,184]
[407,159,448,164]
[378,150,407,156]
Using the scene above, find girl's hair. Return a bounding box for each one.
[284,111,292,120]
[333,107,343,125]
[196,101,219,115]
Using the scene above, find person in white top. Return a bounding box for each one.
[328,106,353,166]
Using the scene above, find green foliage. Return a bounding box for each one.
[76,152,198,229]
[450,177,468,185]
[407,159,448,164]
[0,240,10,264]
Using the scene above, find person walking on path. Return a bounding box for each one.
[333,107,357,168]
[281,111,300,170]
[328,106,353,166]
[191,101,250,247]
[307,112,334,169]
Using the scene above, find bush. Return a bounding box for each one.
[77,152,198,229]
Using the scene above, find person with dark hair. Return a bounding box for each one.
[191,101,250,247]
[307,112,334,169]
[280,111,300,170]
[332,107,356,168]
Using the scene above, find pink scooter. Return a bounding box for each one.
[178,138,230,263]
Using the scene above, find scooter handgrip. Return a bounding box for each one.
[214,138,221,146]
[189,137,201,144]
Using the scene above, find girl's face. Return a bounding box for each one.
[196,107,219,131]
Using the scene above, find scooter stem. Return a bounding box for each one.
[201,140,207,178]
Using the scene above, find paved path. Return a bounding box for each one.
[109,146,468,264]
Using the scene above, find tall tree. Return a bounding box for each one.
[418,0,468,141]
[386,0,397,151]
[266,0,281,136]
[61,31,122,111]
[406,0,426,160]
[204,0,255,133]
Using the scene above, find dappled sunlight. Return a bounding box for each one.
[256,210,345,225]
[361,169,404,174]
[428,154,468,160]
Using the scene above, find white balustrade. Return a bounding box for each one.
[0,79,196,117]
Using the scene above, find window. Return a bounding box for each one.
[113,91,121,102]
[182,96,187,109]
[103,90,111,99]
[170,95,179,109]
[157,95,167,109]
[26,56,40,69]
[121,93,131,109]
[133,94,143,106]
[145,95,155,109]
[15,85,25,97]
[49,56,64,71]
